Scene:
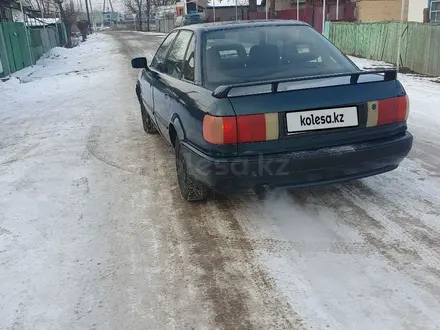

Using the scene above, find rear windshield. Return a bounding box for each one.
[202,25,358,90]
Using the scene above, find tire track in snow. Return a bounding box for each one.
[297,184,440,297]
[341,180,440,255]
[100,31,306,329]
[102,32,440,329]
[0,142,40,167]
[229,186,440,329]
[85,125,165,177]
[84,120,306,327]
[168,197,305,329]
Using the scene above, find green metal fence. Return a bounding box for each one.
[0,22,32,75]
[30,26,60,62]
[329,21,440,77]
[0,22,67,77]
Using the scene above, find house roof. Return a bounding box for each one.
[175,19,307,32]
[208,0,263,7]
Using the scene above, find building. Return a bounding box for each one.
[429,0,440,21]
[408,0,428,21]
[356,0,409,22]
[1,0,34,22]
[205,3,250,21]
[0,0,14,21]
[102,11,121,26]
[178,0,208,14]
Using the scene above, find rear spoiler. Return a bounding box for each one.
[211,69,398,99]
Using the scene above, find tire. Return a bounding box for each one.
[175,137,209,202]
[140,102,157,134]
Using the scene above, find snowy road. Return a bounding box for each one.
[1,31,440,330]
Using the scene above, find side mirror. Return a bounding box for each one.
[131,57,147,69]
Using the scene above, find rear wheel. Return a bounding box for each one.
[175,137,209,202]
[140,102,157,134]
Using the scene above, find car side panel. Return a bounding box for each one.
[165,76,238,157]
[151,73,172,141]
[139,69,157,123]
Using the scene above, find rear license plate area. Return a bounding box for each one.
[286,106,359,134]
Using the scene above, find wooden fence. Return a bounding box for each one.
[329,21,440,77]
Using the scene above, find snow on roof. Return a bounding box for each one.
[12,16,61,26]
[208,0,263,6]
[27,18,61,26]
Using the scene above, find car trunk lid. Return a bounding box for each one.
[212,71,407,156]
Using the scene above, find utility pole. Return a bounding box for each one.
[101,0,106,29]
[213,0,216,22]
[265,0,268,19]
[108,0,114,26]
[88,0,95,33]
[336,0,339,20]
[84,0,92,34]
[396,0,406,74]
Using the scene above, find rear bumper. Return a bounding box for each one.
[182,132,413,194]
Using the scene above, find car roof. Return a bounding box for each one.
[173,19,309,33]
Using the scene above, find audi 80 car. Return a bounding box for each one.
[131,20,413,201]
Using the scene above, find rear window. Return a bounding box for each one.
[202,25,358,90]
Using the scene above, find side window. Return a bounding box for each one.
[164,30,193,79]
[151,31,178,71]
[183,35,195,81]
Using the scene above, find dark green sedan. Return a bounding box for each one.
[131,20,413,201]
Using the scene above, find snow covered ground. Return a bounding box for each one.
[1,31,440,330]
[351,56,440,141]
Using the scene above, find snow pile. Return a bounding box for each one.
[0,32,135,329]
[350,56,440,140]
[0,34,115,86]
[131,31,167,36]
[39,47,71,60]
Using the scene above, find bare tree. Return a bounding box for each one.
[145,0,151,31]
[30,0,45,17]
[30,0,54,18]
[249,0,257,12]
[124,0,176,31]
[124,0,144,30]
[269,0,275,18]
[152,0,176,6]
[54,0,78,47]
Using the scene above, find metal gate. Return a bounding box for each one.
[0,22,32,74]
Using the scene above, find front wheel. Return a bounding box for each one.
[175,137,209,202]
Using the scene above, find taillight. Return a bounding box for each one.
[397,94,409,121]
[377,98,398,125]
[202,114,237,144]
[367,95,409,127]
[202,113,279,145]
[237,114,266,143]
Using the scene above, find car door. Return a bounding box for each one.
[152,30,194,142]
[144,30,178,132]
